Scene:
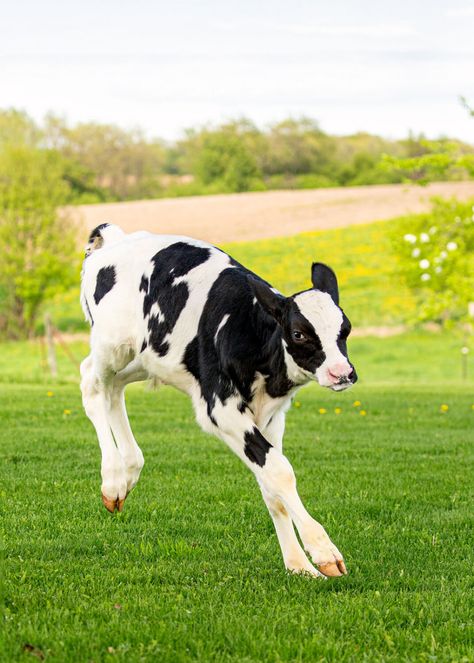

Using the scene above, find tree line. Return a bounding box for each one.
[1,108,473,204]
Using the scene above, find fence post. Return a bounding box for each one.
[44,313,58,378]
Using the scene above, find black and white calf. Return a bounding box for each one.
[80,223,357,578]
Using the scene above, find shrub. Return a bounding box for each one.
[393,198,474,325]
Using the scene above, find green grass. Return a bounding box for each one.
[1,382,473,662]
[48,216,415,333]
[1,333,473,661]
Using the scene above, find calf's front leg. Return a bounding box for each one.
[259,412,322,577]
[214,406,346,577]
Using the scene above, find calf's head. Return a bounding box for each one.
[250,263,357,391]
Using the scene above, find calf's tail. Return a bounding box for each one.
[80,223,126,325]
[84,222,126,257]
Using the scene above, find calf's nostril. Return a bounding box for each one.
[328,363,352,382]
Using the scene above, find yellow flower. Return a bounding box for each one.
[63,409,71,415]
[334,407,342,415]
[318,408,327,414]
[471,404,474,410]
[440,404,449,412]
[294,401,301,408]
[359,410,367,416]
[353,400,361,407]
[47,391,54,397]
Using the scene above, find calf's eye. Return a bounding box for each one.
[292,330,305,342]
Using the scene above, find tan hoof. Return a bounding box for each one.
[318,560,347,577]
[101,493,118,513]
[337,559,348,575]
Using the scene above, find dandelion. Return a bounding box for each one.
[435,266,442,274]
[429,226,437,235]
[419,259,430,269]
[334,407,342,415]
[440,404,449,413]
[471,404,474,410]
[447,241,458,251]
[294,400,301,408]
[460,347,469,355]
[403,234,417,243]
[420,233,430,243]
[412,248,421,258]
[421,273,431,281]
[47,391,54,397]
[353,400,361,407]
[359,410,367,416]
[440,250,448,259]
[63,409,71,416]
[318,408,327,415]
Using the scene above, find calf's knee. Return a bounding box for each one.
[260,450,296,497]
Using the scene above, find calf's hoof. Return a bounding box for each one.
[317,559,347,577]
[101,493,126,513]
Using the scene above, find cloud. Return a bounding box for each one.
[275,23,419,38]
[446,6,474,17]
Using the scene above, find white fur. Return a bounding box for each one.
[293,290,351,387]
[214,313,230,344]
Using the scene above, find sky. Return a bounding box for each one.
[1,0,474,142]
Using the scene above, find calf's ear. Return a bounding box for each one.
[248,275,287,323]
[311,263,339,305]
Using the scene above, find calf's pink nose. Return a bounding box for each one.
[327,363,352,383]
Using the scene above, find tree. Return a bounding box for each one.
[194,128,263,192]
[393,198,474,325]
[0,108,41,149]
[44,116,167,200]
[263,118,334,176]
[0,146,78,338]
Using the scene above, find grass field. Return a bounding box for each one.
[1,332,473,661]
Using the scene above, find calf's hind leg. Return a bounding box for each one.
[106,361,148,500]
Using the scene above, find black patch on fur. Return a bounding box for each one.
[336,314,357,383]
[143,243,211,357]
[140,340,147,353]
[88,223,109,244]
[93,266,116,305]
[139,275,149,293]
[282,305,327,375]
[244,428,272,466]
[238,400,248,413]
[311,262,339,305]
[183,336,200,380]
